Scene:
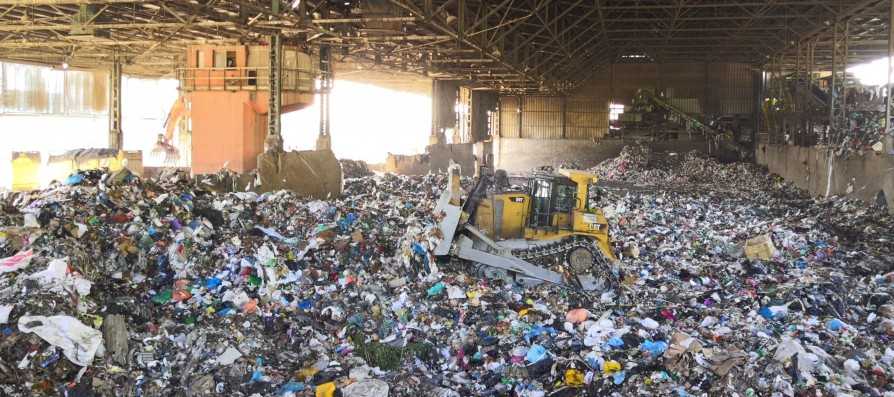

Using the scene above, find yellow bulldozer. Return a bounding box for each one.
[434,163,617,290]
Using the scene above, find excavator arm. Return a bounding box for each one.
[163,96,188,143]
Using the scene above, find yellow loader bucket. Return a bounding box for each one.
[256,149,343,199]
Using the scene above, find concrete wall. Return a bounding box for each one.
[384,143,476,175]
[756,144,894,212]
[384,153,429,175]
[493,136,708,172]
[428,143,475,173]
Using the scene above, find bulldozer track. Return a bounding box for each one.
[510,236,611,276]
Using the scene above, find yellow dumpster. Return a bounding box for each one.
[46,149,143,184]
[11,152,41,192]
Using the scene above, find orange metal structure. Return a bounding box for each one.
[177,45,316,174]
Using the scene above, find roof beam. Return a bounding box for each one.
[0,20,235,31]
[0,38,237,48]
[0,0,136,4]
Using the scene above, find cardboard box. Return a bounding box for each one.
[744,234,777,260]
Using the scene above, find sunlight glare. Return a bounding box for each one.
[848,56,892,87]
[282,80,431,163]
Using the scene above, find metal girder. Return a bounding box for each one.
[777,0,887,65]
[0,0,135,4]
[0,38,237,48]
[489,0,551,49]
[312,16,417,24]
[826,18,851,146]
[513,0,586,54]
[466,0,513,33]
[265,33,283,152]
[0,0,888,93]
[0,20,235,31]
[888,0,894,152]
[108,54,122,151]
[517,0,600,76]
[388,0,534,89]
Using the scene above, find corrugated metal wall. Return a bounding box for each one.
[660,63,705,101]
[498,95,609,140]
[708,63,753,115]
[566,98,608,139]
[666,98,702,114]
[611,63,658,105]
[521,96,562,139]
[1,61,108,115]
[493,62,755,143]
[499,96,520,138]
[569,62,754,116]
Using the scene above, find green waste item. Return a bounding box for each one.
[248,275,262,287]
[349,332,435,371]
[139,234,154,249]
[427,282,445,297]
[152,289,173,304]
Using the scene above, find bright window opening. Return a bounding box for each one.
[282,80,431,163]
[848,56,891,87]
[609,103,625,121]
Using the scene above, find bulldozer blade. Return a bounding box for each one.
[434,162,463,256]
[256,149,343,199]
[454,236,565,285]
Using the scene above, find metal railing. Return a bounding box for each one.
[176,66,316,92]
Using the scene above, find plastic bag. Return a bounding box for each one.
[18,315,103,366]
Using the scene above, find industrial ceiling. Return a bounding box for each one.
[0,0,889,93]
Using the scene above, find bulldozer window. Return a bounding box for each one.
[530,179,552,227]
[529,178,575,228]
[554,184,576,212]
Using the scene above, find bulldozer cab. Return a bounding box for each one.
[528,174,578,229]
[525,169,608,237]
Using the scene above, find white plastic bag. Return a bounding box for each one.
[18,315,103,366]
[27,258,92,297]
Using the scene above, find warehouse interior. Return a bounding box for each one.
[0,0,891,206]
[1,0,894,396]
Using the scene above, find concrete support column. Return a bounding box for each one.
[470,91,499,143]
[108,57,123,151]
[265,34,284,153]
[431,79,460,145]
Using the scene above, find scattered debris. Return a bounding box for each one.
[0,151,891,396]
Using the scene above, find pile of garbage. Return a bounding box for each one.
[589,145,671,184]
[591,146,790,193]
[595,170,894,396]
[0,153,892,396]
[534,160,587,174]
[339,159,374,179]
